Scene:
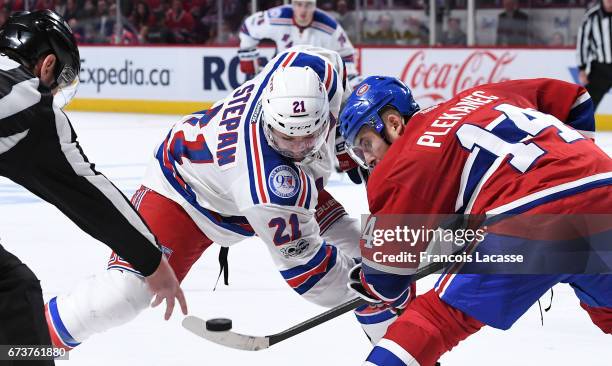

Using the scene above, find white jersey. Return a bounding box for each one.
[142,47,357,306]
[239,5,357,78]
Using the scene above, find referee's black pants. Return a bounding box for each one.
[586,62,612,111]
[0,244,53,365]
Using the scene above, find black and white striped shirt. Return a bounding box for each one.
[0,53,162,276]
[577,2,612,70]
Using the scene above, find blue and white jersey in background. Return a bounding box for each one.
[238,5,358,79]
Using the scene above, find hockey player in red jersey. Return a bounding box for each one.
[339,76,612,365]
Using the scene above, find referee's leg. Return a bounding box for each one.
[586,62,612,111]
[0,244,54,365]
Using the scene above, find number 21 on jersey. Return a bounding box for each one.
[269,213,301,246]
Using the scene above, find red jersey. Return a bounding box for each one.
[359,78,612,303]
[368,78,611,217]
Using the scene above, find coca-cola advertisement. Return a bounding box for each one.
[359,48,591,110]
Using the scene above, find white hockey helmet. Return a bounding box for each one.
[261,66,330,160]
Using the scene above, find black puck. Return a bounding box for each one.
[205,318,232,332]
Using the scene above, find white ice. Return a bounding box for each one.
[0,111,610,366]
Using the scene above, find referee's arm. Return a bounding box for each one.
[0,53,185,318]
[0,72,162,276]
[10,101,163,276]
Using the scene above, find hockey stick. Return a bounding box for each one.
[182,260,444,351]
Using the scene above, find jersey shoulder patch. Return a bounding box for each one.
[268,5,293,20]
[268,164,300,199]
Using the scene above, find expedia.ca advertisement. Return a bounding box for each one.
[80,58,171,93]
[76,46,275,105]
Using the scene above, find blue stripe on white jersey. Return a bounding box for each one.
[244,53,290,205]
[304,169,312,210]
[280,243,338,295]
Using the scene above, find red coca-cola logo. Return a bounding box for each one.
[400,50,516,104]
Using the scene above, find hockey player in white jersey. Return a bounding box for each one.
[238,0,359,84]
[44,47,397,352]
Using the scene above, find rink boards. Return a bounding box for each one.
[67,45,612,131]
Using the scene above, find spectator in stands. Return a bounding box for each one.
[131,0,154,42]
[365,13,401,45]
[222,0,247,33]
[319,0,336,11]
[496,0,529,46]
[152,0,171,19]
[402,16,429,45]
[320,1,339,19]
[165,0,194,43]
[7,0,24,11]
[548,31,564,46]
[54,0,67,16]
[63,0,79,22]
[0,8,6,27]
[78,0,97,20]
[262,0,284,8]
[120,0,134,19]
[89,0,115,43]
[146,11,174,43]
[440,16,466,45]
[335,0,359,41]
[191,0,213,44]
[217,20,239,45]
[33,0,55,11]
[113,21,139,44]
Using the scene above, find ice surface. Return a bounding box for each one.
[0,111,610,366]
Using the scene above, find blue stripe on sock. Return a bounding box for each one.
[366,345,407,366]
[48,297,81,347]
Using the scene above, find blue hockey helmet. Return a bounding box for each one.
[339,76,419,168]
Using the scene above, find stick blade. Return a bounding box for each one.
[182,316,270,351]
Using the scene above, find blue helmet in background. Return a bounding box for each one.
[340,76,420,148]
